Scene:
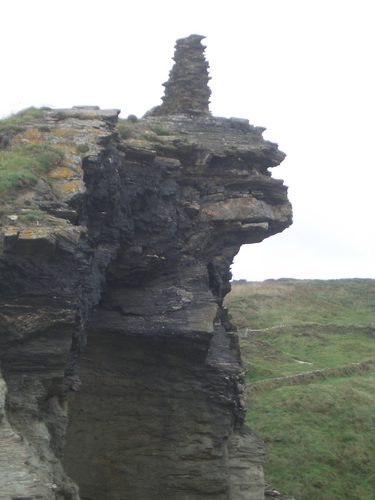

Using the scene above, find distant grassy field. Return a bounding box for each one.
[226,279,375,328]
[225,279,375,500]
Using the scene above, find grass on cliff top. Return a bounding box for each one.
[117,115,175,141]
[0,144,64,214]
[225,278,375,500]
[0,107,64,205]
[0,106,51,132]
[0,144,64,193]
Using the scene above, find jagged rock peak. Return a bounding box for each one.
[149,34,212,117]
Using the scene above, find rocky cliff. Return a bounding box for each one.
[0,35,292,500]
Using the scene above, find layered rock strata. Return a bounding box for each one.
[149,34,211,116]
[0,36,292,500]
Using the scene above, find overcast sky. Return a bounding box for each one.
[2,0,374,281]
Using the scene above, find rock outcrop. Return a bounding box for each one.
[0,36,292,499]
[149,34,211,116]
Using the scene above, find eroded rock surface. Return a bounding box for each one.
[0,36,292,500]
[149,34,211,116]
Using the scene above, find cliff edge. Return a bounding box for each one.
[0,35,292,500]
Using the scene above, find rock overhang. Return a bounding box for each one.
[0,34,293,500]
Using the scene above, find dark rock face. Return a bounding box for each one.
[0,37,292,499]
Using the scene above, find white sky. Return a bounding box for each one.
[2,0,375,281]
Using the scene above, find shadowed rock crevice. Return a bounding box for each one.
[0,36,292,499]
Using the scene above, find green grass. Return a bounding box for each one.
[0,144,64,196]
[38,125,51,132]
[0,106,51,131]
[76,143,90,153]
[117,117,137,139]
[241,323,375,383]
[0,107,65,216]
[246,372,375,499]
[151,123,170,136]
[116,117,173,142]
[19,209,48,222]
[117,121,132,139]
[127,114,138,123]
[226,279,375,328]
[0,106,58,193]
[225,279,375,500]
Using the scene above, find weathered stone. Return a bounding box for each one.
[149,34,211,116]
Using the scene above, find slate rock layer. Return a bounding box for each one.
[0,37,292,500]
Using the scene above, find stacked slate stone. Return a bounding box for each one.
[151,34,212,116]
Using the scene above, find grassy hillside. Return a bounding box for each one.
[226,279,375,328]
[0,107,64,216]
[225,279,375,500]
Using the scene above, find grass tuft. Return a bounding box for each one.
[127,114,138,123]
[38,125,51,132]
[76,144,90,154]
[117,118,133,139]
[19,209,48,222]
[151,123,170,136]
[0,144,64,197]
